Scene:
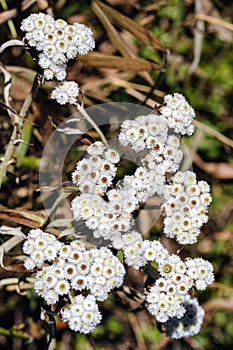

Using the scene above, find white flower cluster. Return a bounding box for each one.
[162,171,212,244]
[21,12,95,81]
[185,257,214,290]
[163,296,205,339]
[118,108,186,203]
[61,295,102,334]
[19,92,214,338]
[22,229,62,270]
[23,231,125,333]
[119,113,168,152]
[27,237,125,304]
[71,192,134,240]
[72,141,120,195]
[71,141,140,240]
[51,81,79,105]
[146,255,192,322]
[159,93,195,135]
[88,247,125,301]
[146,254,214,323]
[141,134,183,177]
[70,135,183,240]
[112,231,169,269]
[123,166,165,202]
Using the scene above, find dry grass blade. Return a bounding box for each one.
[193,119,233,148]
[0,236,24,270]
[92,1,130,58]
[0,0,37,24]
[93,0,165,52]
[189,0,205,73]
[92,1,154,85]
[194,154,233,179]
[0,64,14,122]
[78,52,161,71]
[0,207,45,228]
[196,13,233,32]
[0,226,26,239]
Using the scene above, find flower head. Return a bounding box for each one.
[61,295,102,333]
[160,93,195,135]
[163,296,205,338]
[21,13,95,81]
[51,81,79,105]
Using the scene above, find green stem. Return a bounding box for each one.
[0,326,32,341]
[0,0,17,38]
[76,103,109,148]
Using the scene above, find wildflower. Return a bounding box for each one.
[161,171,212,244]
[34,265,70,304]
[23,229,62,268]
[160,93,195,135]
[119,113,168,152]
[163,297,205,338]
[21,13,95,81]
[185,258,214,290]
[61,295,102,333]
[51,81,79,105]
[146,285,186,322]
[87,247,125,301]
[71,142,119,195]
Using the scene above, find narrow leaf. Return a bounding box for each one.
[93,0,165,52]
[92,1,130,57]
[16,114,35,166]
[0,207,45,228]
[92,1,154,85]
[0,64,14,121]
[0,225,26,239]
[57,127,83,135]
[78,52,161,71]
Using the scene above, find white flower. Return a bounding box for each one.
[185,258,214,290]
[87,247,125,301]
[162,171,212,244]
[54,279,70,295]
[146,284,186,322]
[160,93,195,135]
[23,229,61,269]
[24,257,36,270]
[61,295,101,333]
[163,296,205,339]
[21,13,95,82]
[71,275,88,291]
[51,81,79,105]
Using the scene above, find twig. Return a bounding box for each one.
[41,191,74,229]
[0,125,17,187]
[0,236,24,270]
[189,0,205,73]
[75,103,109,148]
